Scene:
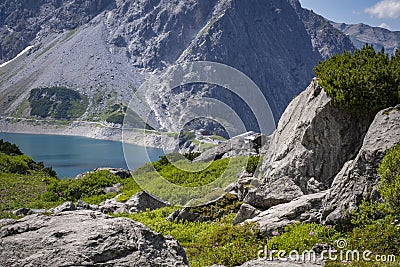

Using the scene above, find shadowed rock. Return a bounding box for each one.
[322,106,400,225]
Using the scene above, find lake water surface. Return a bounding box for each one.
[0,132,164,178]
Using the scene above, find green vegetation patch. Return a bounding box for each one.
[28,86,88,119]
[0,140,59,218]
[44,170,142,205]
[314,45,400,114]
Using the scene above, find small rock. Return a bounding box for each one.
[50,201,76,213]
[174,208,200,222]
[102,183,123,194]
[13,208,33,216]
[312,243,332,254]
[76,200,98,211]
[233,203,261,225]
[125,191,170,213]
[31,209,47,214]
[245,191,327,234]
[236,176,260,201]
[166,209,181,222]
[224,183,237,193]
[99,197,124,213]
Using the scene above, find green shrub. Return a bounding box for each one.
[246,156,260,174]
[44,170,123,204]
[0,152,56,177]
[378,141,400,212]
[267,222,341,254]
[189,220,265,266]
[351,200,391,228]
[347,216,400,257]
[28,87,88,119]
[0,172,61,218]
[187,193,242,221]
[157,158,230,187]
[0,139,22,155]
[314,45,400,114]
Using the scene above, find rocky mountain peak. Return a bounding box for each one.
[0,0,114,63]
[0,0,386,131]
[331,22,400,55]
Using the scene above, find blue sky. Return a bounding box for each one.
[299,0,400,31]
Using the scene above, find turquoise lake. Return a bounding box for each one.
[0,132,164,178]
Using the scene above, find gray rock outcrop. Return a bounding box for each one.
[125,191,170,213]
[98,191,170,214]
[243,177,303,210]
[239,191,327,234]
[258,79,372,195]
[322,106,400,224]
[0,210,189,266]
[49,201,76,213]
[238,82,400,229]
[238,80,373,225]
[194,132,264,162]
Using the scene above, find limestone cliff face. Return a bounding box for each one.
[177,0,321,122]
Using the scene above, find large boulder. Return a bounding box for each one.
[259,79,372,194]
[239,79,372,223]
[0,210,188,267]
[322,106,400,224]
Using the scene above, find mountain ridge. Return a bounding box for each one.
[0,0,393,134]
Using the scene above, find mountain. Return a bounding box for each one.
[288,0,355,59]
[331,22,400,54]
[0,0,354,133]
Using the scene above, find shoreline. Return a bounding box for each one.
[0,118,176,149]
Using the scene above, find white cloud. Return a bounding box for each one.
[379,22,391,29]
[365,0,400,19]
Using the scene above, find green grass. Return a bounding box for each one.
[122,156,248,206]
[0,172,61,218]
